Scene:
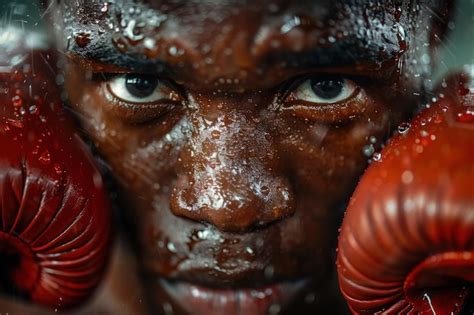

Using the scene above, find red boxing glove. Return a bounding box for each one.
[337,73,474,314]
[0,34,112,309]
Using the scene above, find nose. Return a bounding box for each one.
[170,106,295,232]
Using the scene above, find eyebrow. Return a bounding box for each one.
[66,32,401,77]
[260,39,400,71]
[67,39,170,74]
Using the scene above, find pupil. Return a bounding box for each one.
[310,78,344,100]
[125,74,158,98]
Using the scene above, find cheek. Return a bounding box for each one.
[277,101,393,205]
[64,69,183,186]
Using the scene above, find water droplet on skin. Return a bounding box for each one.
[260,186,270,196]
[421,54,430,65]
[362,144,375,157]
[168,46,184,57]
[112,36,128,53]
[167,242,177,253]
[74,31,91,48]
[264,265,274,279]
[123,19,145,43]
[458,82,470,96]
[55,74,65,86]
[397,25,407,52]
[280,15,302,34]
[168,46,178,56]
[101,2,109,13]
[143,37,156,49]
[211,130,221,139]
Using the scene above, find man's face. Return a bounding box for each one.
[52,0,436,314]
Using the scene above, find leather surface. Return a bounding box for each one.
[0,50,112,309]
[337,73,474,314]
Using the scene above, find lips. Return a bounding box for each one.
[160,278,308,315]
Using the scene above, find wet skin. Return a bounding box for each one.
[48,0,446,314]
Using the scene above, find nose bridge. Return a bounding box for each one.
[170,102,295,232]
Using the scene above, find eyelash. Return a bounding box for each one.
[93,74,180,124]
[93,72,372,124]
[99,73,182,105]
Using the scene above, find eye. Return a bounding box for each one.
[289,77,358,104]
[107,74,181,104]
[102,73,184,124]
[282,76,367,123]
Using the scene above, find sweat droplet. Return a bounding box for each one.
[74,32,91,48]
[260,186,270,196]
[168,46,184,56]
[124,20,145,43]
[144,38,156,49]
[100,2,109,13]
[280,15,302,34]
[211,130,221,139]
[167,242,177,253]
[112,36,128,53]
[362,144,374,157]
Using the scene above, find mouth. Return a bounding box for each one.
[159,278,309,315]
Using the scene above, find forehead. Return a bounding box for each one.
[55,0,424,88]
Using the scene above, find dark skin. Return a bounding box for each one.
[18,0,448,314]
